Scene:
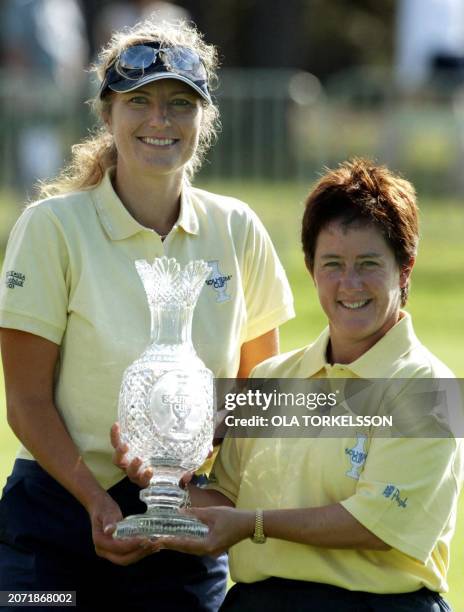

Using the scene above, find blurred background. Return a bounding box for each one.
[0,0,463,606]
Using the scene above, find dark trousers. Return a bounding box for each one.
[0,459,227,611]
[221,578,452,612]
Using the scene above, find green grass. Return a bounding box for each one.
[0,182,463,606]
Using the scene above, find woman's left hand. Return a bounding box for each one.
[149,506,254,557]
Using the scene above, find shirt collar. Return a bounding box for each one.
[92,169,199,240]
[177,186,199,235]
[299,312,421,378]
[299,327,331,377]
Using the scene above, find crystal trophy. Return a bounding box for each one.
[114,257,213,539]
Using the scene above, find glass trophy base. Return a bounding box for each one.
[113,509,208,539]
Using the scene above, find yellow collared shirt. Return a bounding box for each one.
[209,314,463,593]
[0,171,295,489]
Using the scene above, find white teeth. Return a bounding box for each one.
[340,300,370,309]
[141,137,175,146]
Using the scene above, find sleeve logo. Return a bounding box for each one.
[6,270,26,289]
[382,485,408,508]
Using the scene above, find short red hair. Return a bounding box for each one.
[301,158,419,306]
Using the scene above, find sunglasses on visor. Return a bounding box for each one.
[115,44,207,80]
[99,43,211,102]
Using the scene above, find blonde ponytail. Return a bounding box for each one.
[37,128,116,198]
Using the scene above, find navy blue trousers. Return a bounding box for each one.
[221,578,451,612]
[0,459,227,611]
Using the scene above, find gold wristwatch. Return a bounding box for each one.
[251,508,266,544]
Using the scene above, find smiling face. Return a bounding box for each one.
[105,79,203,181]
[312,220,414,364]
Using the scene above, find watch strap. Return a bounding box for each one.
[251,508,266,544]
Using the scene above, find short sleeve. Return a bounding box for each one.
[0,205,69,344]
[340,436,462,563]
[242,211,295,341]
[207,436,242,504]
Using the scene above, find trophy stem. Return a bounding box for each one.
[140,471,188,513]
[113,464,209,539]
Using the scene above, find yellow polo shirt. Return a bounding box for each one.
[0,170,294,489]
[210,314,463,593]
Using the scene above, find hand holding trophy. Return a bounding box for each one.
[113,257,213,539]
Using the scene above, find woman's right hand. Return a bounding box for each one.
[87,490,154,565]
[111,423,153,488]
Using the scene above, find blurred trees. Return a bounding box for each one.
[74,0,396,81]
[182,0,396,80]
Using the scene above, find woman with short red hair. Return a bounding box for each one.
[121,159,462,612]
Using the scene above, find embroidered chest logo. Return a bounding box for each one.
[205,260,232,303]
[382,485,408,508]
[6,270,26,289]
[345,434,368,480]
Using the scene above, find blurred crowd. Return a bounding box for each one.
[0,0,192,85]
[3,0,464,196]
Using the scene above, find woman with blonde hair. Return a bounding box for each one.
[0,16,294,611]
